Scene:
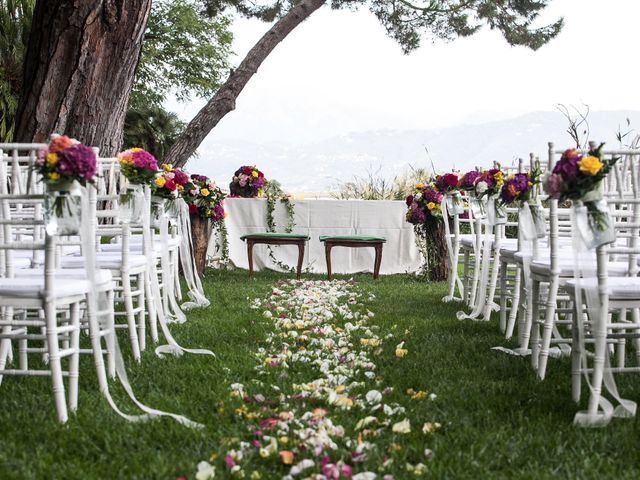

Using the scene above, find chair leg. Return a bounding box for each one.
[521,278,539,353]
[571,305,583,403]
[45,300,68,423]
[121,273,141,361]
[67,302,81,412]
[505,265,522,339]
[499,260,508,333]
[86,291,113,395]
[537,277,559,379]
[325,244,333,280]
[462,250,470,305]
[138,272,149,352]
[106,290,116,379]
[587,307,608,417]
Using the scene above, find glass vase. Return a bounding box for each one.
[118,184,144,224]
[576,199,616,250]
[150,196,166,229]
[487,197,507,226]
[444,192,465,216]
[44,181,82,236]
[469,196,487,219]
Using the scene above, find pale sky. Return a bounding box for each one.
[167,0,640,146]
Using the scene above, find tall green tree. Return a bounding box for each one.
[165,0,563,166]
[0,0,33,141]
[3,0,232,155]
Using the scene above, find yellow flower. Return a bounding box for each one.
[395,341,408,358]
[130,147,143,152]
[154,176,166,187]
[252,171,259,178]
[427,202,436,210]
[579,155,603,176]
[201,188,210,197]
[46,153,58,166]
[257,188,264,197]
[416,183,425,189]
[162,163,172,172]
[411,390,428,401]
[48,172,60,181]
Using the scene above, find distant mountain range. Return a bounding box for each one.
[186,110,640,192]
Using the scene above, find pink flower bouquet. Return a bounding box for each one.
[117,147,159,184]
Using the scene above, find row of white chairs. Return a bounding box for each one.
[446,142,640,426]
[0,143,209,424]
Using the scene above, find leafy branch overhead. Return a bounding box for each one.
[203,0,563,53]
[131,0,233,109]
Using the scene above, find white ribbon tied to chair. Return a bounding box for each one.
[80,186,203,428]
[175,199,210,311]
[457,196,496,321]
[571,202,636,427]
[141,192,215,358]
[441,195,464,303]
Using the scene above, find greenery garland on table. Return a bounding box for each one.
[264,180,297,273]
[211,219,230,267]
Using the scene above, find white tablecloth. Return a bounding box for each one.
[208,198,423,275]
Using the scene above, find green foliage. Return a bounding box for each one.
[123,105,186,160]
[0,0,33,141]
[131,0,233,109]
[207,0,562,54]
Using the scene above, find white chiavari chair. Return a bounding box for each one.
[565,165,640,426]
[0,185,85,422]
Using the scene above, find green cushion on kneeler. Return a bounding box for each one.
[319,235,386,242]
[240,232,310,240]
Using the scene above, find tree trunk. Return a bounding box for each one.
[424,216,449,282]
[14,0,151,156]
[166,0,327,168]
[190,215,213,276]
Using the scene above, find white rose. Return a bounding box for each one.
[475,181,488,193]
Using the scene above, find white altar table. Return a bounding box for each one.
[209,198,423,275]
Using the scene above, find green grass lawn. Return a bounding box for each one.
[0,270,639,479]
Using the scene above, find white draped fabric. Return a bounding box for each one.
[211,198,422,275]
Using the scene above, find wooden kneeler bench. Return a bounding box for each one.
[319,235,386,280]
[240,233,310,279]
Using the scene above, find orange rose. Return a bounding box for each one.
[48,135,73,153]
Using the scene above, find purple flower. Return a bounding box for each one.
[544,173,562,199]
[422,187,443,204]
[56,144,96,182]
[407,202,426,224]
[211,203,225,221]
[460,170,481,189]
[552,155,580,181]
[173,168,189,185]
[131,150,158,171]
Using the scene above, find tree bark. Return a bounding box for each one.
[14,0,151,156]
[190,215,213,276]
[424,216,449,282]
[166,0,327,168]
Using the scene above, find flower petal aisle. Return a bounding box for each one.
[196,280,440,479]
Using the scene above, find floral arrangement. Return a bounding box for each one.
[229,166,266,198]
[458,170,481,193]
[434,173,460,194]
[499,169,540,206]
[543,144,615,202]
[183,173,226,221]
[117,147,159,184]
[474,168,504,199]
[152,163,190,200]
[35,134,96,186]
[405,182,443,224]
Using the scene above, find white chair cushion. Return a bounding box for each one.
[565,276,640,301]
[61,254,147,270]
[531,259,631,277]
[14,268,113,285]
[0,277,90,299]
